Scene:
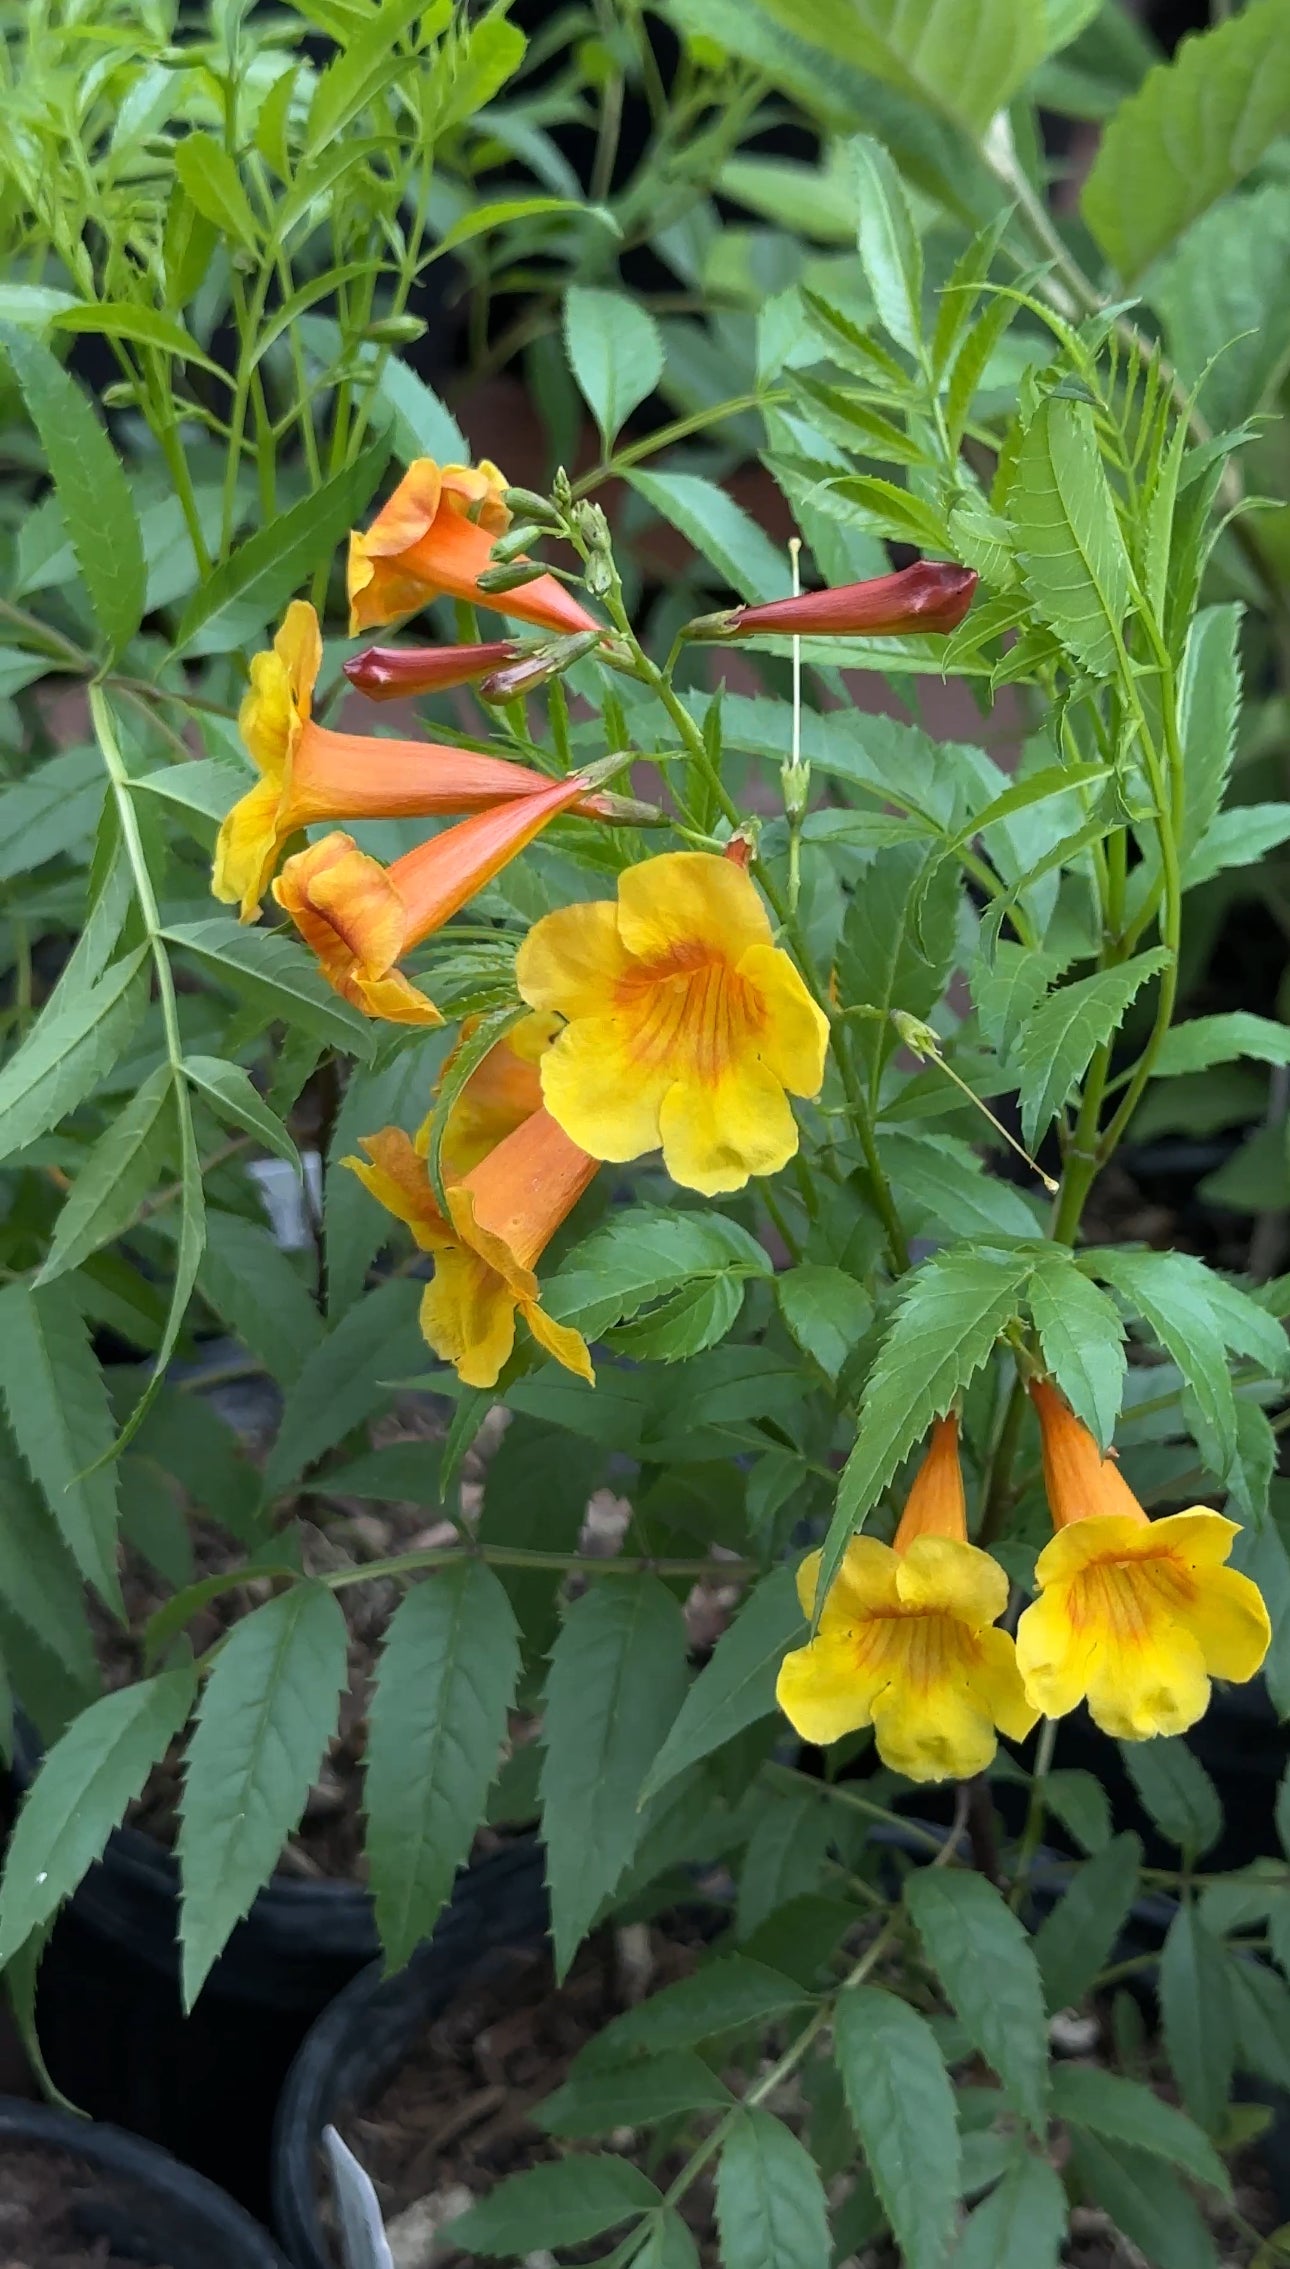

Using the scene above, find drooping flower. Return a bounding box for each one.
[514,851,829,1196]
[776,1416,1035,1782]
[428,1010,562,1184]
[343,639,523,702]
[212,603,606,922]
[273,773,590,1026]
[345,1106,596,1388]
[1015,1380,1270,1741]
[348,459,599,638]
[686,561,978,642]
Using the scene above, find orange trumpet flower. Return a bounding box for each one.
[213,604,606,922]
[348,458,600,639]
[346,1106,597,1388]
[273,772,590,1026]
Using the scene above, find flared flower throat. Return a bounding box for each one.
[347,457,600,639]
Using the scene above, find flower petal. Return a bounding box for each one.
[657,1056,799,1195]
[735,942,829,1099]
[1014,1584,1098,1721]
[344,1129,448,1248]
[615,852,773,968]
[516,899,633,1017]
[539,1011,671,1163]
[1033,1513,1153,1587]
[870,1674,999,1784]
[974,1625,1039,1745]
[808,1537,902,1628]
[1182,1564,1271,1683]
[524,1299,595,1385]
[212,778,287,922]
[1144,1508,1241,1571]
[419,1250,517,1389]
[1083,1622,1211,1742]
[776,1634,876,1746]
[895,1536,1009,1628]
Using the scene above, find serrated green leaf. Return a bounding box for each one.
[379,357,467,467]
[436,195,615,257]
[607,1274,745,1361]
[625,470,788,604]
[1082,0,1290,281]
[548,1207,770,1341]
[1160,1905,1236,2135]
[50,302,224,377]
[164,918,374,1057]
[192,1211,324,1388]
[837,841,961,1090]
[172,433,390,654]
[366,1562,519,1972]
[876,1130,1040,1244]
[1042,1768,1111,1855]
[1227,1954,1290,2091]
[177,1581,347,2004]
[184,1055,300,1169]
[834,1985,959,2269]
[776,1264,872,1384]
[0,1666,196,1965]
[1177,603,1243,861]
[173,133,260,251]
[1067,2133,1219,2269]
[37,1065,173,1286]
[1011,396,1131,678]
[1185,800,1290,889]
[538,2050,731,2139]
[1122,1737,1222,1860]
[851,133,922,357]
[540,1575,689,1976]
[582,1954,810,2067]
[906,1871,1049,2129]
[736,1786,836,1939]
[263,1276,425,1495]
[0,1281,121,1609]
[716,2109,831,2269]
[0,946,149,1167]
[305,0,444,148]
[1092,1247,1239,1482]
[1052,2062,1229,2192]
[0,323,145,658]
[1033,1832,1141,2013]
[445,2157,659,2257]
[0,746,104,881]
[563,287,664,447]
[1154,1012,1290,1080]
[1017,952,1170,1148]
[1026,1250,1125,1450]
[0,1422,95,1678]
[1153,186,1290,436]
[951,2152,1066,2269]
[638,1570,804,1805]
[757,0,1049,135]
[823,1248,1031,1603]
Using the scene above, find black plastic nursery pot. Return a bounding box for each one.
[0,2097,289,2266]
[13,1702,537,2226]
[272,1839,550,2269]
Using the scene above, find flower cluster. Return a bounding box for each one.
[778,1385,1271,1778]
[213,456,967,1385]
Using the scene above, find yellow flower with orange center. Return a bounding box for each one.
[514,851,829,1196]
[272,774,591,1027]
[345,1099,596,1389]
[776,1417,1035,1782]
[1016,1379,1270,1741]
[347,459,599,639]
[212,602,609,923]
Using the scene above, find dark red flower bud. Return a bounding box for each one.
[343,641,522,702]
[687,561,978,642]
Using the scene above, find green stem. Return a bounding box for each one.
[88,688,184,1080]
[1009,1717,1057,1910]
[571,391,786,499]
[321,1543,757,1589]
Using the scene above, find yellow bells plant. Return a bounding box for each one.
[515,849,829,1196]
[1016,1380,1271,1740]
[348,458,601,639]
[777,1417,1035,1781]
[345,1101,596,1389]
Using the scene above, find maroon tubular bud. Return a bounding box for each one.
[707,562,979,641]
[343,641,522,702]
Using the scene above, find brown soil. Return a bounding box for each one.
[0,2142,177,2268]
[327,1921,719,2268]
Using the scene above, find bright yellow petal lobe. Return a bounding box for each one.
[214,602,323,920]
[1016,1504,1271,1741]
[517,851,829,1195]
[777,1532,1033,1783]
[212,777,287,922]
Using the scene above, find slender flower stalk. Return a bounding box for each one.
[683,560,978,643]
[776,1415,1035,1782]
[348,458,600,638]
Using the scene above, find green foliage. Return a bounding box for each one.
[905,1870,1049,2129]
[715,2109,832,2269]
[833,1986,959,2269]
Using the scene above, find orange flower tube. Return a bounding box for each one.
[348,459,599,639]
[687,561,978,642]
[777,1416,1034,1782]
[213,604,603,921]
[346,1107,597,1387]
[343,640,522,701]
[273,772,590,1026]
[1016,1379,1270,1740]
